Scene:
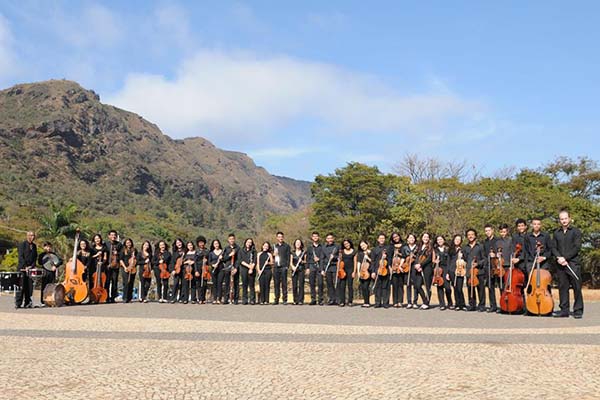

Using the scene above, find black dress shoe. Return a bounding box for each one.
[318,302,324,306]
[383,305,390,309]
[339,303,345,307]
[14,305,21,309]
[374,304,382,308]
[573,314,583,319]
[309,301,317,305]
[552,312,569,318]
[487,308,497,313]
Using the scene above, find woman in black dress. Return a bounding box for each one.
[77,239,93,292]
[357,240,372,308]
[170,238,185,303]
[153,240,171,303]
[119,238,137,303]
[256,242,273,305]
[90,234,108,293]
[137,240,153,303]
[290,239,306,305]
[434,235,454,310]
[239,238,257,305]
[389,232,404,308]
[337,239,357,307]
[209,239,225,304]
[449,235,467,311]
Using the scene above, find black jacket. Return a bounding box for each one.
[18,240,37,269]
[552,226,582,265]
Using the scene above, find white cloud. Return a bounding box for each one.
[107,49,482,141]
[0,13,17,79]
[153,3,192,50]
[249,147,316,158]
[54,3,123,48]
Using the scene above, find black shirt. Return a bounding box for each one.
[153,250,172,272]
[552,226,582,265]
[496,237,512,267]
[306,243,323,270]
[525,231,552,265]
[18,240,37,269]
[107,241,122,269]
[341,249,356,272]
[322,243,340,272]
[223,243,240,269]
[274,242,291,268]
[462,242,487,276]
[239,247,257,268]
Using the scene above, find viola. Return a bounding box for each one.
[337,250,346,280]
[493,246,505,278]
[500,243,525,314]
[142,259,152,279]
[401,252,414,273]
[525,242,554,316]
[377,252,388,277]
[109,245,119,269]
[159,254,170,280]
[63,229,89,304]
[432,251,444,287]
[201,256,211,281]
[173,253,183,275]
[455,250,466,278]
[359,251,371,280]
[184,258,193,281]
[391,248,402,273]
[126,250,137,275]
[467,256,479,297]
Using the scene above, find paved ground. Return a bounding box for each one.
[1,294,598,399]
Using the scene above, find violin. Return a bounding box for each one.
[493,246,505,278]
[126,249,137,275]
[173,253,183,275]
[500,243,525,314]
[432,251,444,287]
[159,253,170,280]
[184,257,193,281]
[377,252,388,277]
[142,258,152,279]
[109,245,119,269]
[359,251,371,280]
[201,256,211,281]
[401,251,414,273]
[337,249,346,280]
[525,242,554,316]
[391,248,402,273]
[455,250,466,278]
[467,256,479,297]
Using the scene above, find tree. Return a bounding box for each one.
[310,163,395,242]
[36,203,80,256]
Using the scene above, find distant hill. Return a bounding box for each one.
[0,80,311,240]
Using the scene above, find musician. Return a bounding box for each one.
[153,240,171,303]
[192,236,210,304]
[371,233,391,308]
[321,233,339,306]
[105,230,122,304]
[389,232,404,308]
[273,232,291,305]
[170,239,185,303]
[290,239,306,305]
[402,234,418,309]
[483,224,499,313]
[222,234,240,305]
[137,240,153,303]
[15,231,37,308]
[412,233,433,310]
[77,239,94,292]
[119,238,137,303]
[337,239,356,307]
[512,219,528,273]
[552,210,583,319]
[209,239,225,304]
[181,241,197,304]
[357,241,372,308]
[463,229,487,312]
[525,218,552,275]
[448,235,467,311]
[257,242,274,305]
[306,232,324,305]
[239,238,257,305]
[434,236,453,310]
[37,241,63,306]
[497,224,512,275]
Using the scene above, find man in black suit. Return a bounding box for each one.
[15,231,38,309]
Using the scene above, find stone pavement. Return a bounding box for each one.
[0,295,598,399]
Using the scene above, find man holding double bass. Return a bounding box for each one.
[552,210,584,319]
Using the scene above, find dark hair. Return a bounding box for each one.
[499,223,509,230]
[210,239,222,251]
[293,238,304,250]
[261,241,272,253]
[389,232,402,244]
[108,230,118,236]
[559,209,570,217]
[157,240,169,251]
[532,217,542,222]
[185,241,195,249]
[276,231,284,236]
[79,239,89,250]
[228,233,235,238]
[311,231,320,236]
[326,233,334,238]
[515,218,527,226]
[484,224,493,229]
[195,235,207,245]
[42,241,52,247]
[124,238,134,248]
[92,234,103,245]
[377,232,386,239]
[141,240,153,257]
[452,234,463,247]
[466,228,477,237]
[244,238,255,250]
[406,233,417,242]
[342,239,354,249]
[435,235,446,243]
[359,240,369,250]
[172,238,184,250]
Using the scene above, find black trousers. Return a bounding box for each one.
[15,272,33,307]
[336,269,353,305]
[411,268,429,305]
[123,272,136,302]
[153,268,166,300]
[486,272,499,310]
[454,276,466,307]
[436,278,453,307]
[374,273,390,306]
[105,268,119,301]
[171,273,183,302]
[192,275,209,302]
[229,269,240,303]
[467,273,486,308]
[556,263,584,316]
[140,275,151,300]
[291,268,305,304]
[273,267,288,303]
[359,278,371,304]
[240,267,256,304]
[325,271,337,304]
[258,267,272,303]
[214,267,231,303]
[40,270,56,303]
[308,266,324,303]
[390,272,408,304]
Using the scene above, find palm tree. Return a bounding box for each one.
[37,203,80,257]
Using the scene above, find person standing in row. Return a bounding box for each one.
[153,240,171,303]
[552,210,584,319]
[180,241,196,304]
[290,239,306,305]
[389,232,404,308]
[170,239,185,303]
[357,241,372,307]
[411,233,432,310]
[209,239,225,304]
[273,232,291,305]
[371,233,391,308]
[38,241,63,305]
[449,235,466,311]
[77,239,94,292]
[91,234,108,297]
[434,236,453,310]
[192,236,210,304]
[120,238,137,303]
[321,233,339,306]
[239,238,257,305]
[105,230,122,303]
[464,229,487,312]
[257,242,274,305]
[483,225,499,313]
[221,234,239,305]
[402,234,418,308]
[337,239,357,307]
[138,240,153,303]
[306,232,324,305]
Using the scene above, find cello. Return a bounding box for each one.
[90,255,108,304]
[500,243,525,314]
[63,229,89,304]
[525,242,554,316]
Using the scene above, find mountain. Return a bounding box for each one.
[0,80,311,240]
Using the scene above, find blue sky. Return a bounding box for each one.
[0,1,598,181]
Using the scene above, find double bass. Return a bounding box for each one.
[63,229,89,304]
[500,243,525,314]
[525,242,554,316]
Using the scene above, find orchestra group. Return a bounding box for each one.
[14,210,584,318]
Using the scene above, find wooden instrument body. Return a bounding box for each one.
[401,253,414,273]
[432,263,444,287]
[159,261,170,279]
[377,258,388,277]
[126,252,137,275]
[359,258,370,280]
[173,256,183,275]
[63,232,89,304]
[90,258,108,304]
[467,257,479,288]
[391,249,402,273]
[526,268,554,316]
[337,251,346,280]
[43,283,66,307]
[201,257,211,281]
[500,243,524,314]
[184,263,193,281]
[142,262,152,279]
